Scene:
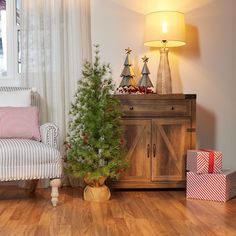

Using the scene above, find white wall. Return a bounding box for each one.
[91,0,236,169]
[181,0,236,169]
[91,0,148,88]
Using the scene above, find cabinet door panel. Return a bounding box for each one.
[152,118,191,182]
[120,119,151,182]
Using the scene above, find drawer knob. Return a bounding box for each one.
[171,106,175,110]
[129,106,134,110]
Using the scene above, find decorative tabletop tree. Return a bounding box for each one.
[66,45,127,202]
[137,56,154,94]
[118,47,137,93]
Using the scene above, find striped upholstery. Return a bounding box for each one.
[0,87,62,182]
[0,139,61,181]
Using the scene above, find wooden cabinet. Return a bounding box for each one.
[111,94,196,188]
[151,118,191,183]
[120,119,151,182]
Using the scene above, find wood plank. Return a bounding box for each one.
[124,122,145,161]
[0,186,235,236]
[116,94,196,100]
[119,119,151,182]
[157,125,178,163]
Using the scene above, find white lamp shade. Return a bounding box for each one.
[144,11,186,47]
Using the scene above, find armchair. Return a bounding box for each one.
[0,87,62,206]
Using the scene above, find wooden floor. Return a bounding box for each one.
[0,186,235,236]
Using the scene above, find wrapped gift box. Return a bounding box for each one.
[187,149,222,174]
[186,170,236,202]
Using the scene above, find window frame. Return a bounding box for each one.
[0,0,20,85]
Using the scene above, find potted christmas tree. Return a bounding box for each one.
[66,45,127,202]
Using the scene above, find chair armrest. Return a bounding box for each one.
[40,123,59,149]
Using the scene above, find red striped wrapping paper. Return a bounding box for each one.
[187,149,222,174]
[186,170,236,202]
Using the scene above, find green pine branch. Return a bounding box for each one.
[66,45,128,181]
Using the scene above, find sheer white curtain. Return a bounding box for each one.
[21,0,91,149]
[20,0,91,187]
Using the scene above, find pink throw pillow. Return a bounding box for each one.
[0,107,41,141]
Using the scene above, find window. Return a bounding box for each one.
[0,0,21,81]
[0,0,7,76]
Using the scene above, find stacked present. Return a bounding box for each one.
[186,149,236,202]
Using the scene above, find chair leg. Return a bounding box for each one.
[29,179,39,193]
[50,179,61,206]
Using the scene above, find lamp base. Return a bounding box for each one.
[156,47,172,94]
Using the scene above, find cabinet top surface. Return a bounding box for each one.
[115,94,196,100]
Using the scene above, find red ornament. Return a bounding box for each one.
[107,107,113,112]
[120,138,125,145]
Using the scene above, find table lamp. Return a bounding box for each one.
[144,11,186,94]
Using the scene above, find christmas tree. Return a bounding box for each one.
[137,56,154,94]
[119,47,136,87]
[66,45,127,182]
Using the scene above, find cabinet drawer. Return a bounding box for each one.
[121,99,191,117]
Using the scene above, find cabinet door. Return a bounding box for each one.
[152,118,191,182]
[120,119,151,182]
